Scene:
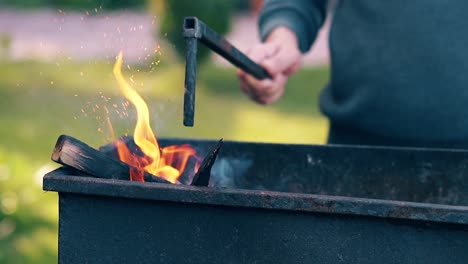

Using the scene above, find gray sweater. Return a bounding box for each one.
[259,0,468,144]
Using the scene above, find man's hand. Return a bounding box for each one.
[238,27,302,105]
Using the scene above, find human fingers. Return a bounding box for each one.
[261,74,287,104]
[261,45,302,76]
[241,73,276,98]
[244,42,280,64]
[238,43,279,95]
[283,59,302,76]
[244,73,287,105]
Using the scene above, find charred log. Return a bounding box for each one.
[51,135,170,184]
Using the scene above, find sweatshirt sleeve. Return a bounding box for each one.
[258,0,328,53]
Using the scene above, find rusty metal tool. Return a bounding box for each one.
[183,16,272,127]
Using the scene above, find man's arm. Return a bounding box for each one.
[259,0,328,53]
[237,0,328,105]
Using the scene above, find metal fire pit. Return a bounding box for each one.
[43,139,468,264]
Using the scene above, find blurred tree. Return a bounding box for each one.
[0,0,49,8]
[0,0,146,10]
[105,0,146,10]
[233,0,250,12]
[153,0,234,63]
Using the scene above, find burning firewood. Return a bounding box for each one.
[49,52,222,186]
[51,134,223,186]
[51,134,170,184]
[100,136,223,186]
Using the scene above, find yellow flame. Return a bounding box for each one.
[113,51,181,182]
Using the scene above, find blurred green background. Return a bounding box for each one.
[0,0,329,262]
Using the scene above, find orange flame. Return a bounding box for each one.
[113,51,199,183]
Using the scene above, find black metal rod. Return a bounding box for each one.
[183,16,272,127]
[183,37,198,127]
[184,17,272,80]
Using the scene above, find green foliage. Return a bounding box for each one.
[157,0,235,63]
[48,0,99,9]
[0,34,11,49]
[0,149,58,263]
[0,33,12,60]
[0,0,49,8]
[0,0,146,10]
[233,0,251,11]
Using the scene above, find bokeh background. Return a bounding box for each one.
[0,0,331,262]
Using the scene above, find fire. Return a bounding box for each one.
[112,51,199,183]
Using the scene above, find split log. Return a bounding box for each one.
[51,135,170,184]
[191,138,223,186]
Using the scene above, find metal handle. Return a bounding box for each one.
[183,17,272,80]
[183,17,272,127]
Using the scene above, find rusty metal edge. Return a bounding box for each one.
[43,168,468,226]
[158,137,468,153]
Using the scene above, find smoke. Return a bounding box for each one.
[210,157,253,188]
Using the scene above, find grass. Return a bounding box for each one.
[0,58,330,263]
[0,59,330,154]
